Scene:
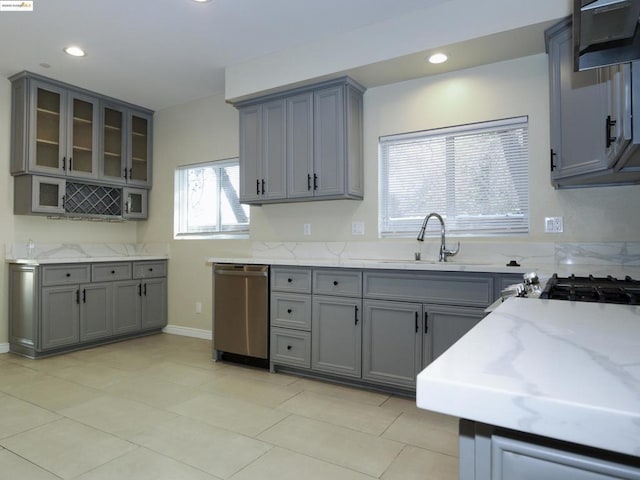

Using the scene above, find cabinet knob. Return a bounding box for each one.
[66,273,71,277]
[333,280,338,286]
[287,345,292,350]
[287,309,292,314]
[287,278,292,283]
[111,270,116,274]
[149,268,153,272]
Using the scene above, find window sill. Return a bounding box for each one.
[174,233,250,240]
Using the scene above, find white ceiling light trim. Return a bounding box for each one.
[428,53,448,64]
[64,46,86,57]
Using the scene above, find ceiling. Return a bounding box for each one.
[0,0,560,111]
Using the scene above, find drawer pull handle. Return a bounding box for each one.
[66,273,71,277]
[333,281,338,286]
[149,268,153,272]
[287,278,292,283]
[287,345,292,350]
[287,309,292,314]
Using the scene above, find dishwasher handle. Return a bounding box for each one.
[214,265,268,278]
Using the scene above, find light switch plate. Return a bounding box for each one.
[544,216,563,233]
[351,221,364,235]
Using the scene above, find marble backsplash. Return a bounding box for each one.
[250,241,640,267]
[4,243,170,261]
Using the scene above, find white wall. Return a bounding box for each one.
[144,53,640,333]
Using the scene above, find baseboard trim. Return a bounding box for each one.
[0,343,10,354]
[162,325,212,340]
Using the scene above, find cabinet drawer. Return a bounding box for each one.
[271,327,311,368]
[313,269,362,297]
[92,262,132,282]
[271,267,312,293]
[271,293,311,331]
[363,271,493,307]
[133,261,166,279]
[41,265,90,286]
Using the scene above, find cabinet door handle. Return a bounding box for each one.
[550,149,556,172]
[69,157,73,171]
[424,312,429,334]
[606,115,617,148]
[144,283,147,296]
[415,311,419,332]
[62,194,65,209]
[62,157,66,171]
[261,179,266,195]
[313,173,318,190]
[354,305,359,325]
[83,289,86,303]
[307,174,311,191]
[75,289,80,304]
[256,179,260,195]
[124,167,128,180]
[138,283,142,296]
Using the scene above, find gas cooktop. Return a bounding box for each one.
[540,274,640,305]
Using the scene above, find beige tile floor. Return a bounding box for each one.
[0,334,458,479]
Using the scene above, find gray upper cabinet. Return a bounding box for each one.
[239,100,287,202]
[10,71,154,220]
[546,19,640,187]
[12,77,100,180]
[236,77,365,204]
[100,104,153,188]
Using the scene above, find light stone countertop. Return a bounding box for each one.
[5,243,170,265]
[416,297,640,457]
[9,255,169,265]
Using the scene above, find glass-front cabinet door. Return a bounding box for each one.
[29,80,98,179]
[123,187,148,219]
[31,81,65,174]
[128,111,152,187]
[31,175,66,215]
[67,93,99,179]
[100,104,127,184]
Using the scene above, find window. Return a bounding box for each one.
[174,159,249,238]
[379,116,529,237]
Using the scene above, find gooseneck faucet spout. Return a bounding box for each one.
[416,213,460,262]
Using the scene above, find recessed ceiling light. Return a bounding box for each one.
[428,53,448,64]
[64,46,86,57]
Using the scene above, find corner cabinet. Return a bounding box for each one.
[10,71,153,219]
[8,260,167,358]
[235,77,365,205]
[545,19,640,187]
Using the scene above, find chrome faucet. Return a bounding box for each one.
[416,213,460,262]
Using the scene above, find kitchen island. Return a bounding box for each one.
[417,297,640,478]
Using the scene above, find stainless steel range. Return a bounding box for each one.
[540,274,640,305]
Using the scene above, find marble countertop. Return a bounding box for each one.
[416,297,640,457]
[5,243,170,265]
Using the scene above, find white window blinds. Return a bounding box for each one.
[379,116,529,237]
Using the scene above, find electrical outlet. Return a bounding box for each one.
[544,216,564,233]
[303,223,311,235]
[195,302,202,314]
[351,221,364,235]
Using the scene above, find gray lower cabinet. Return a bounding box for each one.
[270,266,519,392]
[460,420,640,480]
[362,300,422,389]
[8,259,167,358]
[422,304,485,368]
[311,295,362,378]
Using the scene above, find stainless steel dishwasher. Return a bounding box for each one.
[213,264,269,362]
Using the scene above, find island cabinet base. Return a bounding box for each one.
[459,420,640,480]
